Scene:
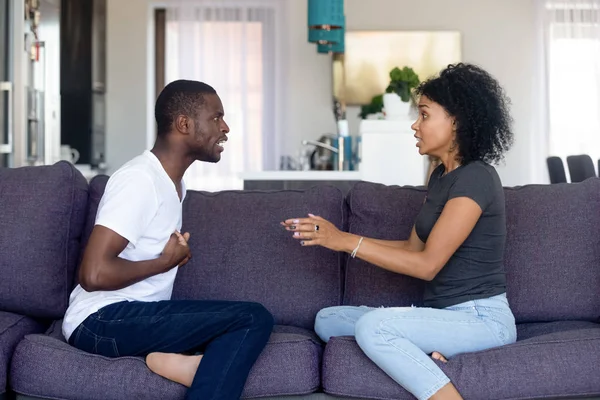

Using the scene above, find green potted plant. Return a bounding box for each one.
[383,66,420,118]
[386,66,420,101]
[359,94,384,119]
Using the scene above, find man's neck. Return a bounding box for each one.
[150,144,193,185]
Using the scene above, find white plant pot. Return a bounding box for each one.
[383,93,410,120]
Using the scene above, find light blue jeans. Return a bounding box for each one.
[315,293,517,400]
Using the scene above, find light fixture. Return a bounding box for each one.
[309,28,343,45]
[318,41,344,54]
[308,0,344,44]
[317,14,345,54]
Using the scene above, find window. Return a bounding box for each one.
[546,2,600,172]
[156,3,281,191]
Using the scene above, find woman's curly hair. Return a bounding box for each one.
[414,63,514,165]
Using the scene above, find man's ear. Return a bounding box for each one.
[175,115,192,135]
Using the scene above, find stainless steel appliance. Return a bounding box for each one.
[26,39,45,165]
[0,0,12,168]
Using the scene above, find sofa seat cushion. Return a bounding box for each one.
[322,323,600,400]
[0,311,45,395]
[517,320,600,341]
[10,323,322,399]
[0,162,88,319]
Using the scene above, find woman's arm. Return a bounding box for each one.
[341,197,482,280]
[286,197,482,281]
[365,226,425,252]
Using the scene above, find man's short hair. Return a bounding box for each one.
[155,80,217,136]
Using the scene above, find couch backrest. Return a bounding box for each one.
[82,178,345,329]
[172,187,345,329]
[343,179,600,324]
[504,178,600,323]
[74,175,110,287]
[0,162,88,319]
[79,174,600,326]
[82,178,346,329]
[343,181,427,307]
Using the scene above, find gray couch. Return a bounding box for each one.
[1,161,599,400]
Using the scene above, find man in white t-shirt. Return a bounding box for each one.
[63,80,274,400]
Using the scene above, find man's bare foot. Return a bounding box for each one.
[431,351,448,363]
[146,352,202,387]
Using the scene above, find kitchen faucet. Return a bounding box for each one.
[301,139,339,153]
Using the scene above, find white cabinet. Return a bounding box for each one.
[358,118,429,186]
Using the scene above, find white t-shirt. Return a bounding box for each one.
[62,150,186,341]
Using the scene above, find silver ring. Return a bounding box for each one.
[314,224,319,231]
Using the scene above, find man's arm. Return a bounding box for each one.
[78,226,190,292]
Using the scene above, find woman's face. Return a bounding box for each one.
[411,95,456,158]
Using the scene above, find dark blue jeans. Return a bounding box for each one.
[68,299,274,400]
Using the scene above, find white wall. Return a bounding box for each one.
[282,0,337,160]
[344,0,541,186]
[106,0,150,174]
[106,0,543,185]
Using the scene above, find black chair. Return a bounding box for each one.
[566,154,597,182]
[546,156,567,183]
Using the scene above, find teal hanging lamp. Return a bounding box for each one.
[308,0,344,44]
[317,15,345,54]
[317,40,344,54]
[309,26,343,45]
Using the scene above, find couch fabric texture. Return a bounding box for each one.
[1,163,599,400]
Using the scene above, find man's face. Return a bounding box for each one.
[189,94,230,163]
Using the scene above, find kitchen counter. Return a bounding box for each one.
[239,171,361,181]
[240,170,362,191]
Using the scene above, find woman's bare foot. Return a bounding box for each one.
[430,382,463,400]
[431,351,448,363]
[146,352,203,387]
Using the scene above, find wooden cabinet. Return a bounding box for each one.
[60,0,105,167]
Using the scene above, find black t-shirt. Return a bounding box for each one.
[415,161,507,308]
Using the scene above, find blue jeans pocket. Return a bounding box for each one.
[72,324,120,358]
[446,297,517,347]
[477,307,517,346]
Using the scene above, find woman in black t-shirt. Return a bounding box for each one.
[282,63,516,400]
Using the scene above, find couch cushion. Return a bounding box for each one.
[80,175,109,258]
[343,181,426,307]
[0,311,45,394]
[10,322,321,399]
[504,178,600,323]
[517,320,600,341]
[0,162,89,318]
[72,175,109,286]
[173,187,345,329]
[322,323,600,399]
